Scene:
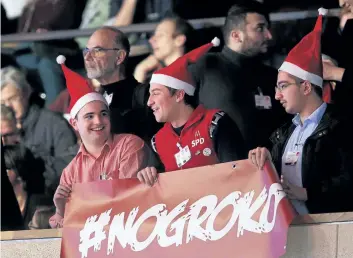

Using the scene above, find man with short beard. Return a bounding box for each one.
[189,0,289,150]
[84,26,160,141]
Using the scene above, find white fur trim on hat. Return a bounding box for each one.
[56,55,66,64]
[70,92,108,118]
[279,61,323,87]
[150,74,195,96]
[318,8,328,16]
[211,37,220,47]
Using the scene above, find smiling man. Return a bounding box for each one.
[137,39,246,186]
[49,56,154,228]
[249,9,353,214]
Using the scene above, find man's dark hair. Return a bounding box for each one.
[163,16,195,52]
[312,85,323,98]
[167,87,198,108]
[293,75,323,99]
[101,26,131,60]
[222,0,270,45]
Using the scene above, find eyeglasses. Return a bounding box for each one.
[275,81,304,92]
[82,47,120,57]
[1,94,22,106]
[1,131,20,138]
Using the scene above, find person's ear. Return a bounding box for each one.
[231,29,244,43]
[175,90,186,103]
[174,34,186,48]
[69,117,79,131]
[116,50,127,66]
[302,81,312,95]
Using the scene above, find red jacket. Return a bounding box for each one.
[152,105,222,172]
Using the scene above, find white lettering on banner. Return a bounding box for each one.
[79,209,112,258]
[78,183,285,257]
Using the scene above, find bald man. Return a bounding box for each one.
[83,26,160,141]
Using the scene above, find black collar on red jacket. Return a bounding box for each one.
[165,105,206,134]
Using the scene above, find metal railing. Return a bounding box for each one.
[1,8,340,43]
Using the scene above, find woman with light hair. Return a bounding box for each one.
[1,66,32,126]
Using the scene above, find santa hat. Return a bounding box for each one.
[279,8,328,88]
[150,37,220,96]
[56,55,108,118]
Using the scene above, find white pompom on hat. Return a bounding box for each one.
[278,8,328,88]
[150,37,220,96]
[56,55,108,118]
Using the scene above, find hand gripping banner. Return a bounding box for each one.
[61,160,295,258]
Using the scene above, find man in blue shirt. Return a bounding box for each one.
[249,8,353,214]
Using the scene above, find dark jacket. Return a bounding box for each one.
[189,46,290,150]
[322,19,353,70]
[102,76,161,142]
[21,104,77,195]
[334,67,353,123]
[1,141,24,231]
[269,105,353,214]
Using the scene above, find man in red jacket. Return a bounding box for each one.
[137,38,247,186]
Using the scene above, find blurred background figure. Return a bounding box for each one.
[134,16,194,83]
[1,141,24,231]
[1,105,21,145]
[1,66,77,195]
[28,206,56,230]
[4,144,53,229]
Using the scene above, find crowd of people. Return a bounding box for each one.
[1,0,353,231]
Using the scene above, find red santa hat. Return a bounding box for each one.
[279,8,328,88]
[56,55,108,118]
[150,37,220,96]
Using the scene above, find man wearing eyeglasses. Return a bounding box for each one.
[249,8,353,214]
[83,26,160,142]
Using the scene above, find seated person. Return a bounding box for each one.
[137,38,247,186]
[134,16,194,83]
[1,66,77,195]
[50,56,158,228]
[4,144,53,229]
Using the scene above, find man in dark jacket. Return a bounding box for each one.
[1,66,77,195]
[322,13,353,122]
[84,26,160,141]
[249,8,353,214]
[189,0,289,150]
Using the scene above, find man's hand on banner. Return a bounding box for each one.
[54,184,72,216]
[137,167,158,186]
[281,175,308,201]
[248,147,272,170]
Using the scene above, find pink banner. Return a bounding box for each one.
[61,160,295,258]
